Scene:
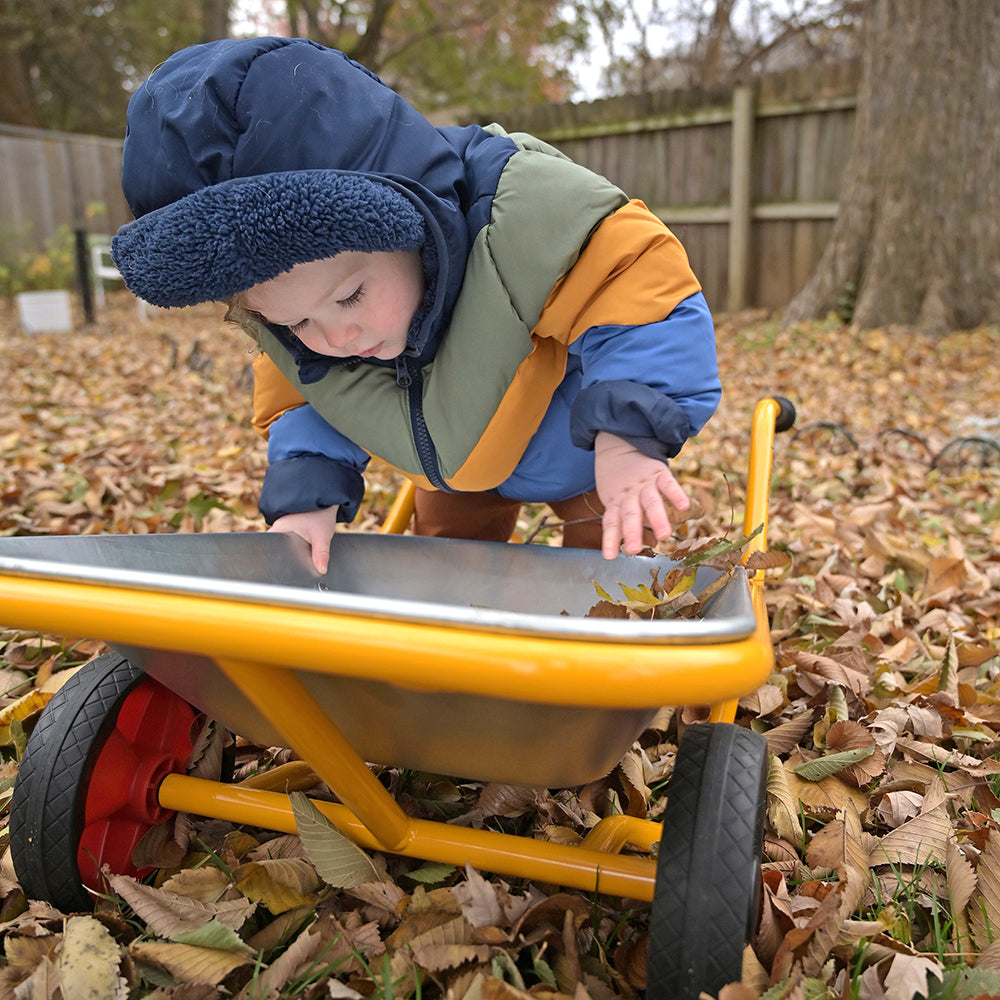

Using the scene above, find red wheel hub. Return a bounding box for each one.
[78,677,197,891]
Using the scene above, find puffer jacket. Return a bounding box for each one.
[109,37,720,523]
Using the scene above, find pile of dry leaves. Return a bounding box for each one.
[0,294,998,1000]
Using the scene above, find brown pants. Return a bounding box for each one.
[412,488,608,549]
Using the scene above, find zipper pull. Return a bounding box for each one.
[395,356,413,388]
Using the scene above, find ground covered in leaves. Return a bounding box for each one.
[0,294,998,999]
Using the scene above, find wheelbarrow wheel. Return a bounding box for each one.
[646,722,768,1000]
[9,651,198,912]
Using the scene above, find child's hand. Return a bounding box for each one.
[268,506,340,573]
[594,432,690,559]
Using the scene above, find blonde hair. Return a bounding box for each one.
[224,292,268,347]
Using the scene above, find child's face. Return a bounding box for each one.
[244,250,424,360]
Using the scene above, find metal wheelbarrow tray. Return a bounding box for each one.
[0,397,794,1000]
[0,529,764,786]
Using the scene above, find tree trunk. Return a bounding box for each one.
[783,0,1000,333]
[200,0,232,42]
[0,46,43,127]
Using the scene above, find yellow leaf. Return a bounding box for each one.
[57,916,126,1000]
[129,939,254,984]
[665,566,699,597]
[290,791,382,888]
[235,858,322,914]
[0,665,77,746]
[783,752,869,817]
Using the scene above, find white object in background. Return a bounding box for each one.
[91,243,149,318]
[15,290,73,333]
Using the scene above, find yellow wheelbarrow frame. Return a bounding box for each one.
[0,398,787,903]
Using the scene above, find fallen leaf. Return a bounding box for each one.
[289,791,382,888]
[103,871,256,935]
[128,939,254,985]
[56,916,126,1000]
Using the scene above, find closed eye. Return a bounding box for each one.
[339,285,365,308]
[287,319,308,335]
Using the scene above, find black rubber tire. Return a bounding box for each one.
[9,651,192,912]
[646,722,768,1000]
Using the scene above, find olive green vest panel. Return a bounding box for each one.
[259,136,628,482]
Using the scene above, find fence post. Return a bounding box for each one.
[74,229,95,324]
[727,84,755,313]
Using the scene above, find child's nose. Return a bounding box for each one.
[315,317,360,350]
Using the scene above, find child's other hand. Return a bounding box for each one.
[268,506,340,573]
[594,432,689,559]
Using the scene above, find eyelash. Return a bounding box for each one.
[286,285,365,334]
[339,285,365,308]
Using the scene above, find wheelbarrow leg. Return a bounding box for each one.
[214,657,413,851]
[380,479,416,535]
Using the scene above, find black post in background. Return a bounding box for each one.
[74,229,94,324]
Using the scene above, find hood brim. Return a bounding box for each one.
[111,169,427,308]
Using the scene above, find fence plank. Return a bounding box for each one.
[2,61,859,311]
[494,61,859,310]
[727,85,755,312]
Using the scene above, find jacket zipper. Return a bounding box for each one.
[397,357,455,492]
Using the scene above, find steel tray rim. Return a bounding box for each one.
[0,554,757,646]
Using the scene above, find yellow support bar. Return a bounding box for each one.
[158,774,658,901]
[380,479,416,535]
[214,657,414,851]
[743,396,783,555]
[580,814,663,854]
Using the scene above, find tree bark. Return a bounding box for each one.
[200,0,232,42]
[0,51,42,127]
[783,0,1000,333]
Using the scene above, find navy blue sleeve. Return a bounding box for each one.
[569,381,693,461]
[259,403,370,524]
[258,455,366,524]
[567,291,720,461]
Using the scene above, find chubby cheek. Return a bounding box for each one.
[295,328,346,358]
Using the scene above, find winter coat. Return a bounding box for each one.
[109,37,720,523]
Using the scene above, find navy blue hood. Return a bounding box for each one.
[111,37,516,367]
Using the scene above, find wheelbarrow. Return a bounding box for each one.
[0,397,795,1000]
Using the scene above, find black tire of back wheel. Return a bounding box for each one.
[9,651,146,912]
[646,722,768,1000]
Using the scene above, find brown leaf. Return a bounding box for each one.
[744,549,792,571]
[103,872,256,936]
[766,756,804,845]
[452,865,506,929]
[967,829,1000,949]
[511,894,590,948]
[783,750,870,817]
[477,784,538,818]
[824,719,887,785]
[762,713,816,755]
[405,915,493,971]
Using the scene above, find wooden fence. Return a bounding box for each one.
[1,61,859,311]
[0,124,133,260]
[485,61,859,311]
